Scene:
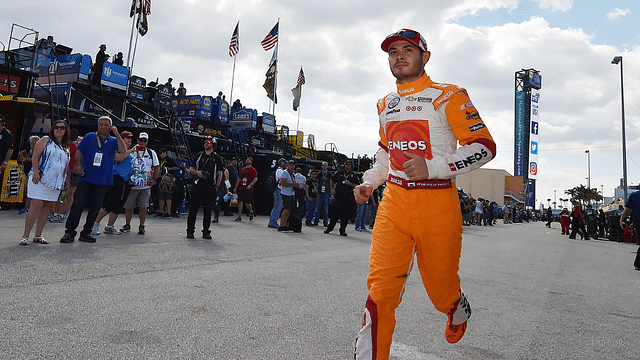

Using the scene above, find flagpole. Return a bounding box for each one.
[130,30,140,75]
[272,18,279,116]
[296,84,302,139]
[230,55,236,105]
[126,14,136,67]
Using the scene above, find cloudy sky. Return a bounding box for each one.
[3,0,639,208]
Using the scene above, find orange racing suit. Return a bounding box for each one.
[354,73,496,359]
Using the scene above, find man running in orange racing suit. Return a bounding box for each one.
[353,29,496,359]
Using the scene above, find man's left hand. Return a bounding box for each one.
[402,152,429,180]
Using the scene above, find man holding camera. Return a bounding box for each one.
[185,137,223,239]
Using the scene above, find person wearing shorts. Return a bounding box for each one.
[277,160,299,232]
[121,132,158,235]
[234,156,257,221]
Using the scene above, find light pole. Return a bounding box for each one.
[554,190,557,210]
[611,56,628,202]
[585,150,590,191]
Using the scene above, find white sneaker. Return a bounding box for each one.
[91,222,100,235]
[103,225,121,235]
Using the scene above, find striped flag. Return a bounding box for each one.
[261,22,279,51]
[229,21,239,57]
[292,67,304,111]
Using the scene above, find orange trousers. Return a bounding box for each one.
[355,184,464,359]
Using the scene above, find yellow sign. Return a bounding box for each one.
[1,160,26,203]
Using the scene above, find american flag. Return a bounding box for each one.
[297,67,305,85]
[229,21,239,57]
[143,0,151,15]
[261,22,279,51]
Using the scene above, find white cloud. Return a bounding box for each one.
[533,0,573,12]
[607,8,631,20]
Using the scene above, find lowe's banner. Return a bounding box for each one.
[229,108,257,130]
[528,89,540,180]
[514,91,526,177]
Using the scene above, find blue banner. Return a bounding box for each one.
[262,112,275,134]
[34,53,82,77]
[78,55,92,81]
[175,95,201,120]
[101,62,129,90]
[215,99,229,124]
[514,91,526,177]
[199,96,214,120]
[525,182,535,207]
[129,76,146,101]
[35,53,83,85]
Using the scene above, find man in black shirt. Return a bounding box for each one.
[185,137,223,239]
[113,52,124,66]
[324,161,360,236]
[91,44,107,87]
[314,161,331,226]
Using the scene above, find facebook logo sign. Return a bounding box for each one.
[530,141,538,155]
[531,121,539,135]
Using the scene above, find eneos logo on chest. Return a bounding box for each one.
[386,120,432,171]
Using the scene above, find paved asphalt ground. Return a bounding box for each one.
[1,210,639,359]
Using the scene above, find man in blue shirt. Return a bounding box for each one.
[620,190,640,270]
[61,116,125,243]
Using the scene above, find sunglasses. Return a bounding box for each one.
[138,138,148,142]
[204,140,213,144]
[387,30,418,40]
[54,125,66,130]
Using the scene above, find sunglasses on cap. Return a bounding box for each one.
[382,29,427,52]
[387,29,419,40]
[204,140,213,144]
[54,125,66,130]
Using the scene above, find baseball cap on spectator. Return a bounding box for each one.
[139,132,149,140]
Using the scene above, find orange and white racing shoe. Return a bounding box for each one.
[445,291,471,344]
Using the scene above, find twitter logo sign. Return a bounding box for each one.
[530,141,538,155]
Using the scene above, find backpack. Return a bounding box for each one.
[265,171,277,193]
[158,173,176,193]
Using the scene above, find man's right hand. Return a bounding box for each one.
[354,184,373,204]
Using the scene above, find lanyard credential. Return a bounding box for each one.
[93,133,104,166]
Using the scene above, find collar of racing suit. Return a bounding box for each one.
[395,72,432,97]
